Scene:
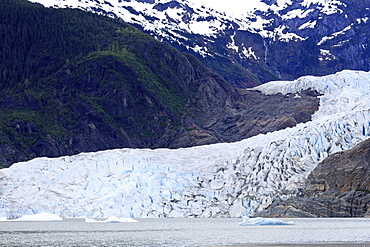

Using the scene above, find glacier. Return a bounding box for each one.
[1,70,370,219]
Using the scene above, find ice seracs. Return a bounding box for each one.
[1,70,370,219]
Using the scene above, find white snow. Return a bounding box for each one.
[299,20,317,30]
[241,47,258,60]
[28,0,351,48]
[226,32,238,52]
[0,213,63,222]
[282,9,315,20]
[239,217,294,226]
[189,0,270,18]
[188,45,211,57]
[188,20,219,36]
[357,17,369,24]
[301,0,345,12]
[317,24,353,46]
[1,70,370,219]
[319,49,336,61]
[272,25,306,42]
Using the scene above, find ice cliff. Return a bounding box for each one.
[1,70,370,219]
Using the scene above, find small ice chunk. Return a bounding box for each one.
[239,216,294,226]
[85,216,138,223]
[5,213,63,222]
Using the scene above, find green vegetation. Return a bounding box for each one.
[0,0,197,166]
[355,188,370,193]
[202,55,261,87]
[1,0,119,87]
[0,0,130,146]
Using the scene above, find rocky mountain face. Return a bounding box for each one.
[31,0,370,87]
[255,138,370,218]
[0,0,320,168]
[0,48,320,167]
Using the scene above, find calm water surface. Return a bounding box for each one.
[1,218,370,246]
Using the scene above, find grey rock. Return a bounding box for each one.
[255,138,370,218]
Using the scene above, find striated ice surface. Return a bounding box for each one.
[1,70,370,219]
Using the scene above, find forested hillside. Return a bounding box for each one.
[0,0,319,167]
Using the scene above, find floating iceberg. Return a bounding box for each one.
[239,217,294,226]
[85,216,138,223]
[0,213,63,222]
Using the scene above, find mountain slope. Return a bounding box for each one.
[0,0,319,167]
[30,0,370,87]
[1,70,369,218]
[255,138,370,217]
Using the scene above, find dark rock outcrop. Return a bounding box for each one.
[255,138,370,217]
[0,49,320,167]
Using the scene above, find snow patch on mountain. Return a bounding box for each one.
[317,24,354,46]
[191,0,270,18]
[1,70,370,219]
[299,20,317,30]
[282,9,315,20]
[357,17,369,24]
[241,47,258,60]
[29,0,349,40]
[28,0,365,66]
[301,0,345,13]
[272,25,306,42]
[319,49,336,61]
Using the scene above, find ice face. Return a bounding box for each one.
[1,70,370,219]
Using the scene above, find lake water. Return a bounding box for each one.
[1,218,370,246]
